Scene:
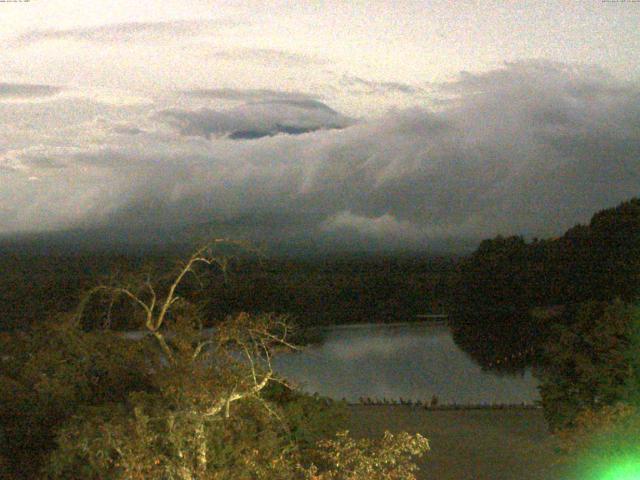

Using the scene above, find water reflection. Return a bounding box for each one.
[273,323,540,404]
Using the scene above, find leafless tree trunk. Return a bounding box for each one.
[74,240,296,477]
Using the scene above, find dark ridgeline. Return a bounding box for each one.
[2,198,640,351]
[0,250,176,331]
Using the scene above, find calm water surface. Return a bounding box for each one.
[273,323,540,404]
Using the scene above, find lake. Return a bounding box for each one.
[273,323,541,404]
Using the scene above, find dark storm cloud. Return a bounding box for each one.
[157,99,353,140]
[13,19,234,45]
[5,61,640,252]
[0,82,62,98]
[341,75,423,95]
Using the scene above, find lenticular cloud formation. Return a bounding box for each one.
[1,61,639,251]
[157,99,353,140]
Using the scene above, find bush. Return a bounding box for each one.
[0,317,151,478]
[301,430,430,480]
[536,299,638,431]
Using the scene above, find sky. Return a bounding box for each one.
[1,0,640,252]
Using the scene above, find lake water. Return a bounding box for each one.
[272,323,541,404]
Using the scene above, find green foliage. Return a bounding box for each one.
[620,329,640,410]
[553,313,640,477]
[37,319,425,480]
[536,300,639,431]
[557,402,640,455]
[45,391,295,480]
[0,318,151,478]
[264,383,349,452]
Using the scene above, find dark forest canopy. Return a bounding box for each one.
[0,249,454,332]
[454,197,640,306]
[449,197,640,371]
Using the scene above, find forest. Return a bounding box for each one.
[448,198,640,367]
[449,198,640,445]
[0,249,454,332]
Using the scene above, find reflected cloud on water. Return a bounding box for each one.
[273,323,540,404]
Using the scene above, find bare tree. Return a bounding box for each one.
[75,239,293,410]
[69,240,302,478]
[35,240,430,480]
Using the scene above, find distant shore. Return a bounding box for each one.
[345,400,541,410]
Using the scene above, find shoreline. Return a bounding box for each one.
[345,402,541,410]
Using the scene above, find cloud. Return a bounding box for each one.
[13,19,236,45]
[341,75,423,95]
[0,82,62,99]
[207,48,325,67]
[2,60,640,253]
[321,211,420,241]
[181,88,320,102]
[112,124,144,135]
[157,99,353,140]
[324,334,427,360]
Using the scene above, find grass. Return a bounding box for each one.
[345,405,568,480]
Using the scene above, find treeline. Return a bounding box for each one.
[0,252,167,331]
[448,197,640,371]
[0,250,454,331]
[199,255,452,328]
[448,197,640,432]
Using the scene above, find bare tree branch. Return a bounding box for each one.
[75,239,293,422]
[204,370,273,418]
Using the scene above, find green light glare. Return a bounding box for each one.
[595,457,640,480]
[567,452,640,480]
[600,459,640,480]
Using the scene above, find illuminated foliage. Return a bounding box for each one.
[301,430,430,480]
[1,242,429,479]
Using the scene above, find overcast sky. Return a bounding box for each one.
[1,1,640,252]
